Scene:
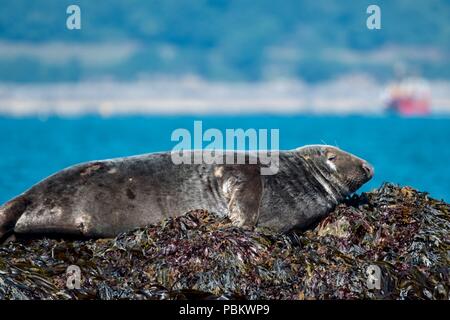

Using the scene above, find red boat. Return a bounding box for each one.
[384,78,431,116]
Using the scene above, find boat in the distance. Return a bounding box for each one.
[383,78,431,116]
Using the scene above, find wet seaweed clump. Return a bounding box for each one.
[0,183,448,300]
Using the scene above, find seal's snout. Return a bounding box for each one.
[362,162,374,179]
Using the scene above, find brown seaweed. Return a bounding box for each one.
[0,183,449,300]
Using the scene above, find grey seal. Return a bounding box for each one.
[0,145,373,240]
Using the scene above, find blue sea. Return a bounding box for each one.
[0,115,449,204]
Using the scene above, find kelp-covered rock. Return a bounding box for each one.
[0,183,449,300]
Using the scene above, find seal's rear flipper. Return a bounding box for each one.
[0,194,31,243]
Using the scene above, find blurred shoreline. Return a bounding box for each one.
[1,76,450,116]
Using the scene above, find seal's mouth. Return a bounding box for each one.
[346,160,374,193]
[362,162,374,180]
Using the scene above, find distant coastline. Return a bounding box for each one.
[1,76,450,116]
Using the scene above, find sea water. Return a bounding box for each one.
[0,114,449,204]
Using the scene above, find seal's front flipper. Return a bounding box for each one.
[0,194,31,243]
[218,165,263,228]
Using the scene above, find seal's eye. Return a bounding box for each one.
[327,153,337,162]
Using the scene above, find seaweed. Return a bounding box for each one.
[0,183,448,300]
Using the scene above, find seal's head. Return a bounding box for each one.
[297,145,374,196]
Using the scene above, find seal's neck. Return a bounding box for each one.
[300,156,350,204]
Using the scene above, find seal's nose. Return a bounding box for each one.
[362,162,374,179]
